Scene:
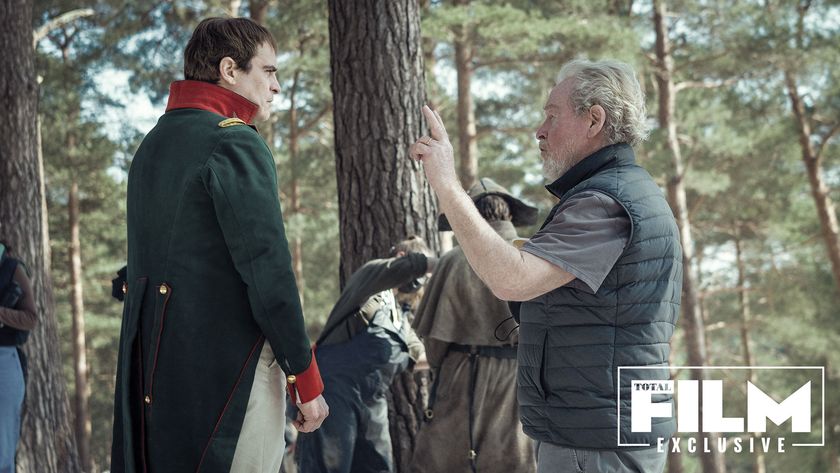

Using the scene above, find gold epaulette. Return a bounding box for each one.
[218,117,247,128]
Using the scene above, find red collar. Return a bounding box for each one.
[165,80,259,124]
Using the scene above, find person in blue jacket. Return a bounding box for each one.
[295,236,435,473]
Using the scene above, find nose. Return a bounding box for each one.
[536,121,547,141]
[270,76,280,94]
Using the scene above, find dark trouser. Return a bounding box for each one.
[535,442,666,473]
[295,328,408,473]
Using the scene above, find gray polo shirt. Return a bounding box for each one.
[521,191,630,294]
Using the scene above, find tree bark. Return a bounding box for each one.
[386,369,430,472]
[653,1,725,472]
[328,2,437,470]
[784,71,840,294]
[454,0,477,190]
[69,179,92,473]
[419,0,447,249]
[328,0,438,285]
[0,1,81,471]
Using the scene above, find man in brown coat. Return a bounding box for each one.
[411,178,537,473]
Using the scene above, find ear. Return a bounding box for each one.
[218,57,238,86]
[587,104,607,138]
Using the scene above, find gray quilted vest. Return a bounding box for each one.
[518,143,682,449]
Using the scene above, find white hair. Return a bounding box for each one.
[556,59,650,146]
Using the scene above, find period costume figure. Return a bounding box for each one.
[411,178,537,473]
[295,237,433,473]
[111,18,328,473]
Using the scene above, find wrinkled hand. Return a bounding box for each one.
[293,394,329,433]
[409,105,459,191]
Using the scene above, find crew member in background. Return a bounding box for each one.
[295,236,435,473]
[411,178,537,473]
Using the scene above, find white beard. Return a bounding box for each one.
[541,150,574,182]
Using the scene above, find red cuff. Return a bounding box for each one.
[286,348,324,405]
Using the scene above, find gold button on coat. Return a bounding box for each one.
[286,375,296,384]
[144,395,152,405]
[159,285,168,295]
[122,282,127,294]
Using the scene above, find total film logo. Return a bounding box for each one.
[618,366,825,454]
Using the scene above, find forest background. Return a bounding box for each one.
[0,0,838,472]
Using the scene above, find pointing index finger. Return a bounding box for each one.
[422,105,448,141]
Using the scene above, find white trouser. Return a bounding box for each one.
[230,341,288,473]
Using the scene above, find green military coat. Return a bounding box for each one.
[112,81,316,473]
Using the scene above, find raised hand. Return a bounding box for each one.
[409,105,459,191]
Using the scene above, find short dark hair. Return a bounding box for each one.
[475,195,512,222]
[184,17,277,83]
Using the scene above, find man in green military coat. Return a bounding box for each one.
[111,17,328,473]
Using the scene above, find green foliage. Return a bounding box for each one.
[267,0,339,328]
[32,0,840,470]
[638,0,840,469]
[423,0,644,221]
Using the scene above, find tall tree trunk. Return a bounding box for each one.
[784,71,840,294]
[653,1,725,472]
[454,0,477,190]
[227,0,242,17]
[37,117,49,272]
[287,69,306,308]
[249,0,270,24]
[419,0,438,102]
[0,2,81,471]
[418,0,453,254]
[827,361,839,472]
[733,229,765,473]
[328,0,438,285]
[667,350,684,473]
[69,179,92,473]
[733,232,754,371]
[60,40,93,473]
[328,2,437,470]
[696,243,711,359]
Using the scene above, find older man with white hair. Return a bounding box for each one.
[410,59,682,473]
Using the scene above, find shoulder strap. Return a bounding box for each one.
[315,295,388,346]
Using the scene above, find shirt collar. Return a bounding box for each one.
[165,80,259,124]
[544,143,635,199]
